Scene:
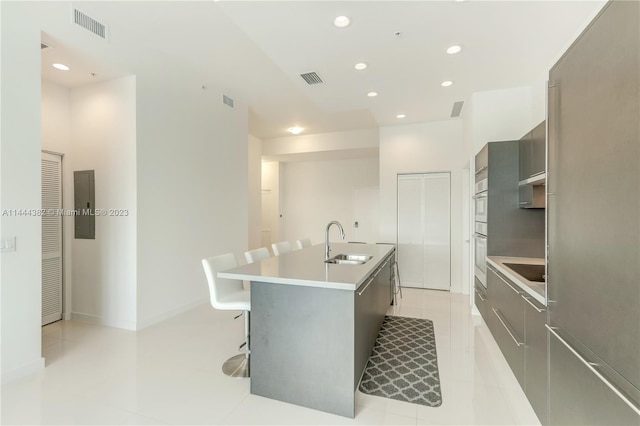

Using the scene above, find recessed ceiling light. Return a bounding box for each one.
[441,80,454,87]
[354,62,368,71]
[287,126,304,135]
[333,16,350,28]
[52,63,70,71]
[367,91,378,97]
[447,45,462,55]
[396,114,406,119]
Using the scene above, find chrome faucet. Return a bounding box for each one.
[325,221,345,260]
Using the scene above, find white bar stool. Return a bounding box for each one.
[295,238,311,249]
[201,253,250,378]
[272,241,291,256]
[245,247,270,263]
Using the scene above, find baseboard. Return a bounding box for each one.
[136,297,208,330]
[70,312,101,325]
[70,312,137,331]
[1,357,45,384]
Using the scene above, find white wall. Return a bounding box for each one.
[470,86,533,156]
[135,72,249,328]
[281,156,379,245]
[0,2,45,382]
[262,128,378,158]
[248,134,262,250]
[379,120,465,293]
[69,76,137,329]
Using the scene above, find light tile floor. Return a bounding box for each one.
[1,288,540,425]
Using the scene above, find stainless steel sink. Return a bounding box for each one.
[504,263,546,282]
[325,253,373,265]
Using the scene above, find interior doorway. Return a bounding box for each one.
[397,172,451,290]
[41,151,63,325]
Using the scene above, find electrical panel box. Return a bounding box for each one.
[74,170,95,239]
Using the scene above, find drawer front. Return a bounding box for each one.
[487,266,525,388]
[489,265,525,340]
[524,296,548,424]
[492,306,525,387]
[549,330,640,425]
[474,278,488,322]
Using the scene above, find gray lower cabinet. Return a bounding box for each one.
[355,253,394,387]
[549,331,639,425]
[486,265,549,424]
[251,250,395,418]
[487,266,525,388]
[524,295,548,424]
[474,278,488,320]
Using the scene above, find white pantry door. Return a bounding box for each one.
[42,152,63,325]
[397,173,450,290]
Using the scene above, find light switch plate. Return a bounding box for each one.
[1,236,16,252]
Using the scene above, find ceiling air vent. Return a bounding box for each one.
[300,72,323,85]
[223,94,234,108]
[41,42,51,50]
[73,8,108,40]
[451,101,464,118]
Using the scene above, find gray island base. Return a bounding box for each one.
[219,243,396,418]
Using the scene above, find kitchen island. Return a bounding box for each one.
[219,243,396,418]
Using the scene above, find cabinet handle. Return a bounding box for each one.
[357,276,375,296]
[546,325,640,416]
[475,166,488,175]
[488,265,523,295]
[492,308,524,346]
[474,288,486,301]
[522,295,545,312]
[519,201,532,206]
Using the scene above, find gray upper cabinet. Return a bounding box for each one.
[519,131,533,181]
[475,144,488,182]
[519,121,545,182]
[530,121,545,178]
[519,121,546,208]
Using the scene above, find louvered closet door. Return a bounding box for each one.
[42,153,63,326]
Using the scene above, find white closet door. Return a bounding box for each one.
[398,175,424,287]
[423,173,450,290]
[397,173,450,290]
[42,152,63,325]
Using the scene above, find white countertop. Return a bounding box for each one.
[219,243,396,291]
[487,256,546,305]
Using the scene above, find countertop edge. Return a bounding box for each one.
[219,244,395,292]
[217,272,356,291]
[487,256,546,306]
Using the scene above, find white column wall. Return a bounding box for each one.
[70,76,137,329]
[0,3,45,383]
[135,74,249,328]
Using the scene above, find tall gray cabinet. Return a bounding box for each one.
[547,1,640,423]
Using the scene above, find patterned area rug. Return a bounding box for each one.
[359,315,442,407]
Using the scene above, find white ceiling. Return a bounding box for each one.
[40,1,605,140]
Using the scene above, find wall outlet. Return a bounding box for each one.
[1,236,16,252]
